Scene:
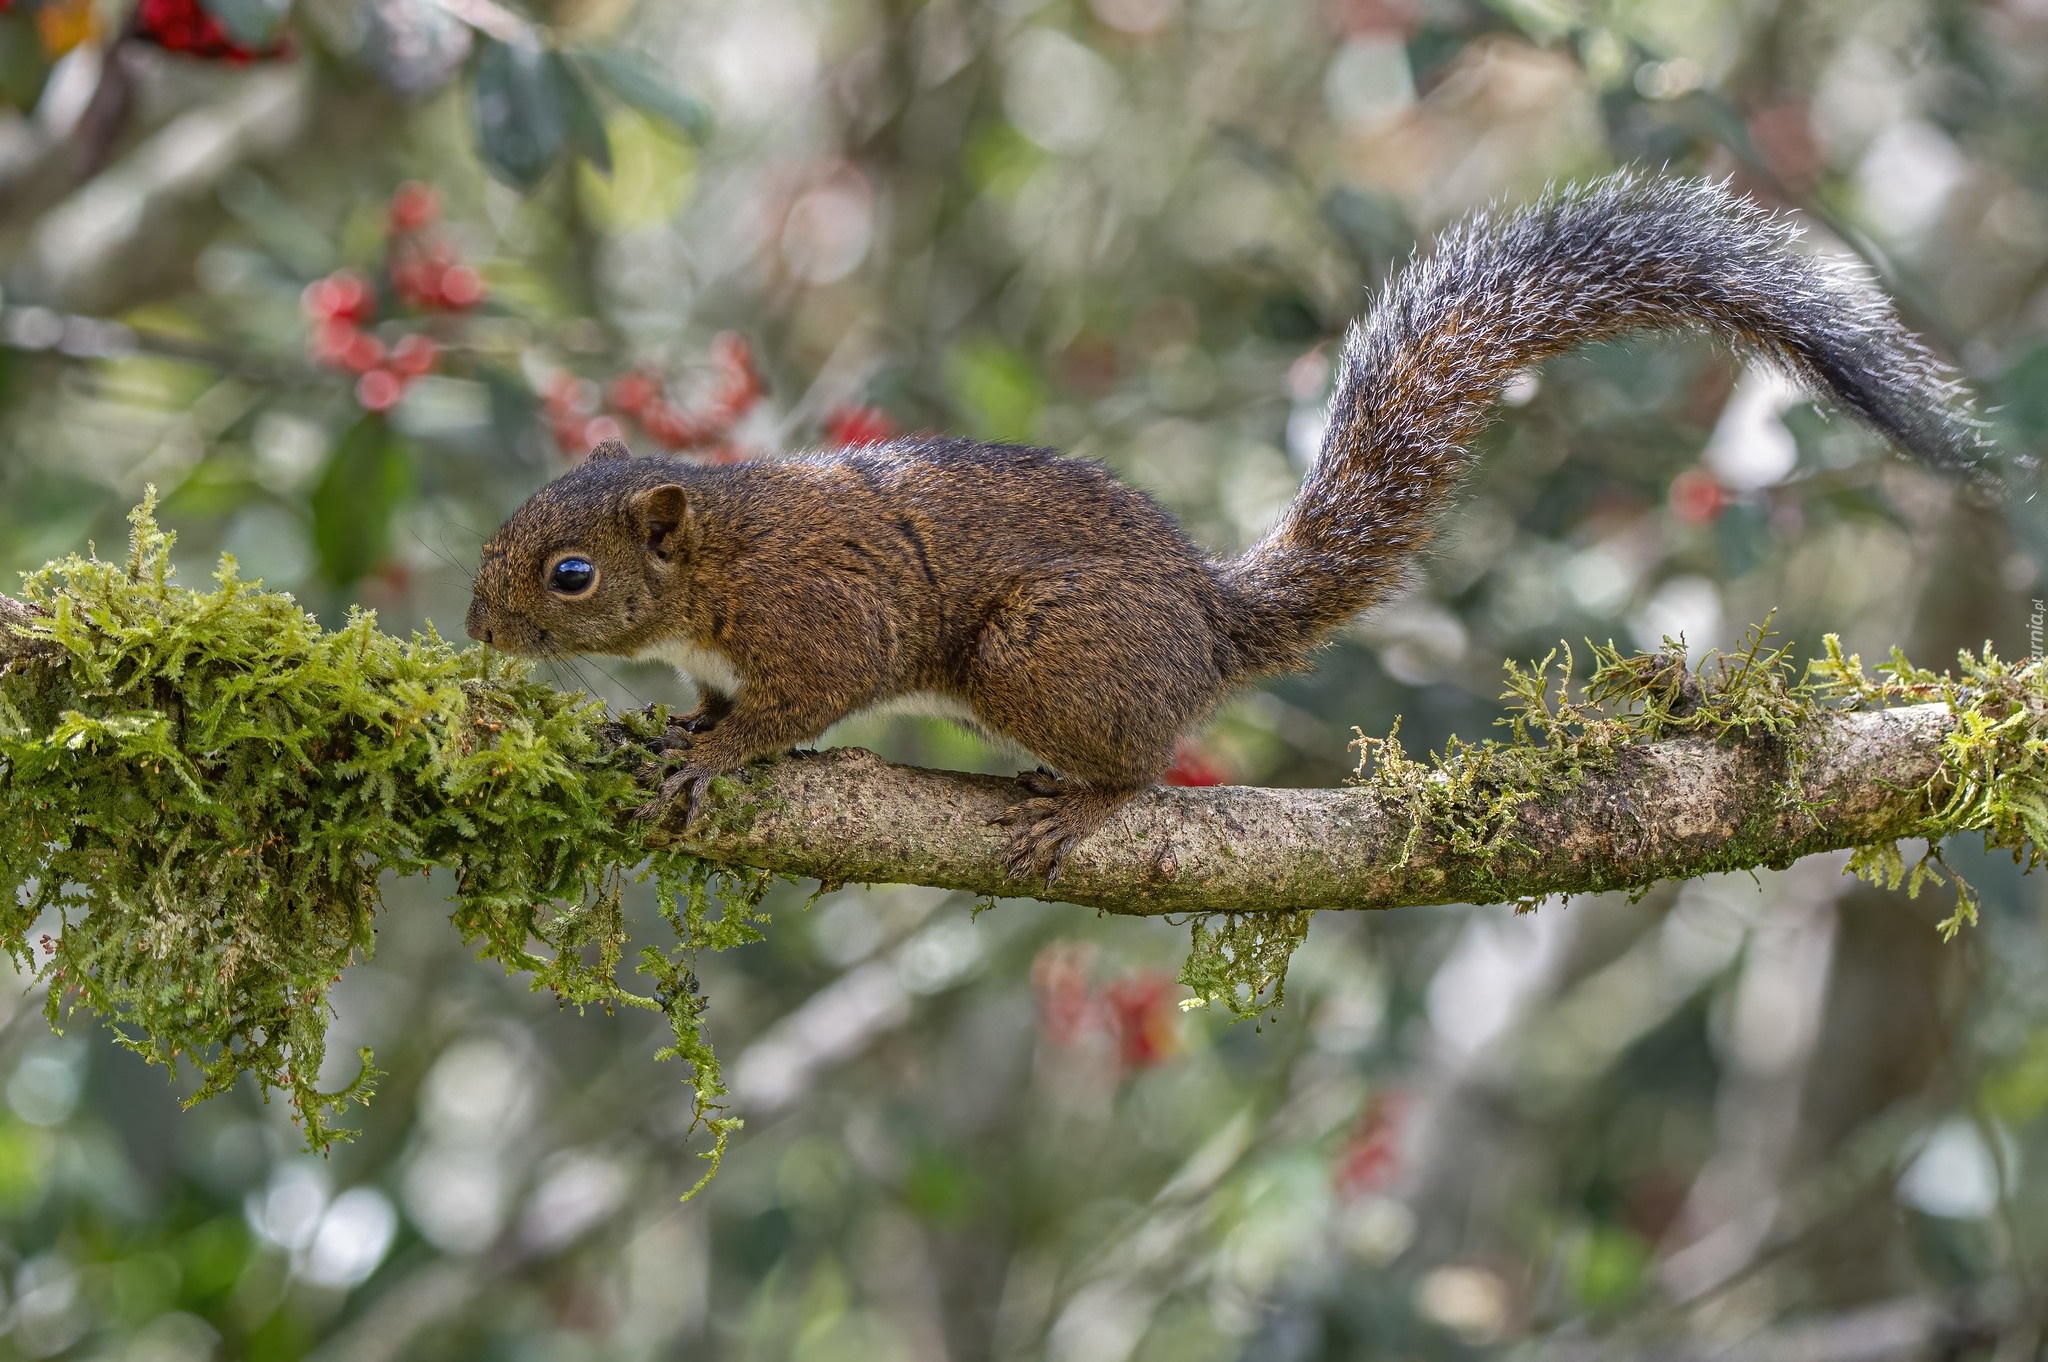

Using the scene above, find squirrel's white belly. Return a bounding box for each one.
[861,689,981,725]
[634,638,990,737]
[635,638,743,695]
[855,689,1023,755]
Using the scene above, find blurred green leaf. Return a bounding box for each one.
[310,415,413,585]
[0,14,48,110]
[555,53,613,175]
[175,1217,253,1302]
[1486,0,1579,43]
[1984,1026,2048,1124]
[571,48,713,141]
[165,457,265,519]
[1996,345,2048,440]
[480,362,548,468]
[0,1120,51,1214]
[946,337,1044,444]
[1320,185,1412,277]
[963,122,1046,203]
[900,1149,978,1227]
[474,40,568,190]
[1569,1224,1651,1311]
[1255,293,1323,342]
[217,171,336,277]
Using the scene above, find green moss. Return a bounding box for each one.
[1174,630,1805,1019]
[1809,636,2048,938]
[1176,910,1311,1020]
[1175,622,2048,1019]
[1339,625,1810,912]
[0,494,754,1185]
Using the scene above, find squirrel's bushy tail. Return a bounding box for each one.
[1219,170,1986,674]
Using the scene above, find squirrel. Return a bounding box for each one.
[466,171,1985,882]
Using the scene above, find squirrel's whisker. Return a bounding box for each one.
[413,529,474,584]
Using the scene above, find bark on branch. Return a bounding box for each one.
[649,704,1956,915]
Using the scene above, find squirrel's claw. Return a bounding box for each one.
[993,805,1081,882]
[636,763,717,827]
[992,771,1123,884]
[1017,767,1063,797]
[991,797,1057,880]
[646,728,693,756]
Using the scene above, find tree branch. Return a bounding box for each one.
[0,585,1968,917]
[652,703,1956,915]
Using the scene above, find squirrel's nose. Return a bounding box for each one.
[464,599,492,646]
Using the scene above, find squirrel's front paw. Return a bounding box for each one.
[636,762,719,827]
[645,724,694,757]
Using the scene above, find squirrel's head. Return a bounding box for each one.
[466,440,699,658]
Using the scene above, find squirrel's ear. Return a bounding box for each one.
[630,484,691,559]
[588,439,632,462]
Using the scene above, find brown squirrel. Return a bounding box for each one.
[466,172,1984,881]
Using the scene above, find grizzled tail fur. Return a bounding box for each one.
[1218,170,1986,675]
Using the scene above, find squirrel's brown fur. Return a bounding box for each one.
[467,172,1984,881]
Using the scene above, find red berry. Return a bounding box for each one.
[583,415,623,447]
[302,271,373,324]
[341,332,386,374]
[545,374,598,417]
[1669,468,1727,525]
[392,260,435,310]
[388,182,440,235]
[355,369,406,411]
[550,418,589,456]
[601,339,769,455]
[389,333,439,377]
[437,264,485,310]
[607,372,661,416]
[1334,1094,1411,1198]
[707,332,763,416]
[643,404,707,448]
[1031,943,1095,1047]
[1103,973,1180,1069]
[310,319,359,367]
[136,0,283,61]
[1164,745,1226,787]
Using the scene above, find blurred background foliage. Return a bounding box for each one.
[1,0,2047,1357]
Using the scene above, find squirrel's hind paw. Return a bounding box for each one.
[991,773,1132,884]
[635,763,718,827]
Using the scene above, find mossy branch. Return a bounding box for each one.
[640,698,1961,915]
[655,629,2021,926]
[1,500,2041,1169]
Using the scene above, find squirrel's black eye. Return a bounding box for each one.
[548,557,597,594]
